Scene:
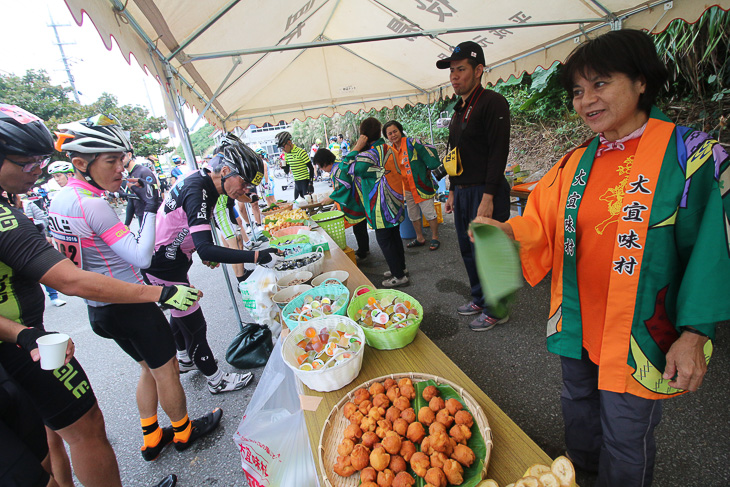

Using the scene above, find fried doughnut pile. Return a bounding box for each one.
[333,378,479,486]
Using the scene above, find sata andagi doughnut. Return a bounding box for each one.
[386,386,401,403]
[343,423,363,442]
[361,466,377,483]
[454,409,474,428]
[350,444,371,471]
[337,438,355,456]
[353,387,371,405]
[392,471,415,487]
[445,398,463,415]
[399,383,416,400]
[343,401,358,420]
[333,454,356,477]
[409,451,430,478]
[451,443,476,467]
[428,430,450,453]
[370,446,391,471]
[349,410,365,425]
[386,406,402,423]
[377,468,395,487]
[361,483,378,487]
[359,399,373,415]
[429,396,445,412]
[398,377,413,389]
[369,382,385,396]
[429,421,447,436]
[422,385,440,402]
[360,416,377,433]
[429,451,449,469]
[417,406,436,426]
[383,378,397,391]
[376,419,393,439]
[368,406,386,420]
[393,417,408,436]
[382,430,402,454]
[443,458,464,485]
[424,466,448,487]
[435,408,454,428]
[362,430,379,449]
[372,393,390,409]
[389,454,407,474]
[400,407,416,424]
[399,440,417,461]
[406,421,426,444]
[393,395,411,411]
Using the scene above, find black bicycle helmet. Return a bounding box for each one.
[216,134,264,193]
[0,104,54,158]
[275,131,292,148]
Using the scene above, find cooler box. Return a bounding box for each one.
[343,246,356,265]
[423,201,444,228]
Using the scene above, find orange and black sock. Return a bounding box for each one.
[141,415,163,448]
[172,414,192,443]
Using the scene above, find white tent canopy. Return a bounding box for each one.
[65,0,725,129]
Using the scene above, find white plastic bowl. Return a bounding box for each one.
[277,270,313,291]
[311,270,349,288]
[272,284,313,310]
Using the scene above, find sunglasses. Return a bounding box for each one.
[3,155,51,173]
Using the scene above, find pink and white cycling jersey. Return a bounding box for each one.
[48,177,156,307]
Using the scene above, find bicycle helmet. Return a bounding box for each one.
[315,138,321,144]
[171,155,182,164]
[54,114,132,189]
[216,134,264,193]
[329,136,337,142]
[0,104,54,158]
[275,131,292,148]
[48,161,75,174]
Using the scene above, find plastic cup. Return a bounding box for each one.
[36,333,70,370]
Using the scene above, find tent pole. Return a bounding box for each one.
[427,93,435,145]
[163,62,198,170]
[211,226,245,328]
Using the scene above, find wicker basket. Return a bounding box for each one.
[311,210,347,249]
[281,316,365,392]
[346,285,423,350]
[281,282,350,330]
[319,373,493,486]
[274,251,325,279]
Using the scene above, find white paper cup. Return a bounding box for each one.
[36,333,70,370]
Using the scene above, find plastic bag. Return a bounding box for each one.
[239,267,281,337]
[233,340,318,487]
[226,323,273,369]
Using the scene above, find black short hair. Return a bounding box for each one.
[312,148,336,168]
[359,117,382,148]
[560,29,668,114]
[382,120,405,139]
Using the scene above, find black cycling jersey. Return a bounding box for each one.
[147,169,258,274]
[0,199,65,330]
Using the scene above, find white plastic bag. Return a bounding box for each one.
[233,340,318,487]
[239,266,281,338]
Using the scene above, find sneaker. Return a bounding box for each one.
[178,359,197,374]
[50,298,67,307]
[382,275,409,288]
[468,313,509,332]
[173,408,223,452]
[178,358,218,374]
[457,302,484,316]
[151,474,177,487]
[141,426,174,461]
[207,371,253,394]
[384,268,409,278]
[243,240,261,250]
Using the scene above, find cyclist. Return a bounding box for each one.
[124,152,159,227]
[169,155,185,186]
[48,161,74,188]
[255,148,276,206]
[143,133,280,392]
[0,105,199,487]
[276,131,314,200]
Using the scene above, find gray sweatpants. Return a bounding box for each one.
[561,350,663,487]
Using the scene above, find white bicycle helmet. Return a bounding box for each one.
[48,161,74,174]
[55,114,132,154]
[54,114,132,189]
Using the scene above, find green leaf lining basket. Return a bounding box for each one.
[281,282,350,330]
[269,234,310,247]
[346,285,423,350]
[311,210,346,249]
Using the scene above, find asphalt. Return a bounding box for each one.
[44,176,729,486]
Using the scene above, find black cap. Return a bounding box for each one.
[436,41,485,69]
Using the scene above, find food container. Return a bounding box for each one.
[281,316,365,392]
[271,225,310,238]
[272,284,313,310]
[346,285,423,350]
[311,270,349,288]
[274,251,324,279]
[276,270,314,291]
[318,373,493,486]
[281,282,350,330]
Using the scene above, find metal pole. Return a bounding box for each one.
[427,94,435,145]
[211,227,245,327]
[163,63,198,171]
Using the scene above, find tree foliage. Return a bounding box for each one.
[0,70,170,159]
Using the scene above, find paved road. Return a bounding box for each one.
[44,177,729,486]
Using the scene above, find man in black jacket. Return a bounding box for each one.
[437,41,512,332]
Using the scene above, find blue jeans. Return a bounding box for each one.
[44,286,58,300]
[561,350,663,487]
[452,179,510,309]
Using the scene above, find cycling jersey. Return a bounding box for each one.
[213,195,238,240]
[0,198,65,328]
[48,177,156,307]
[148,169,258,273]
[283,145,312,181]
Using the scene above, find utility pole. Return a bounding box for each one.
[48,10,80,103]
